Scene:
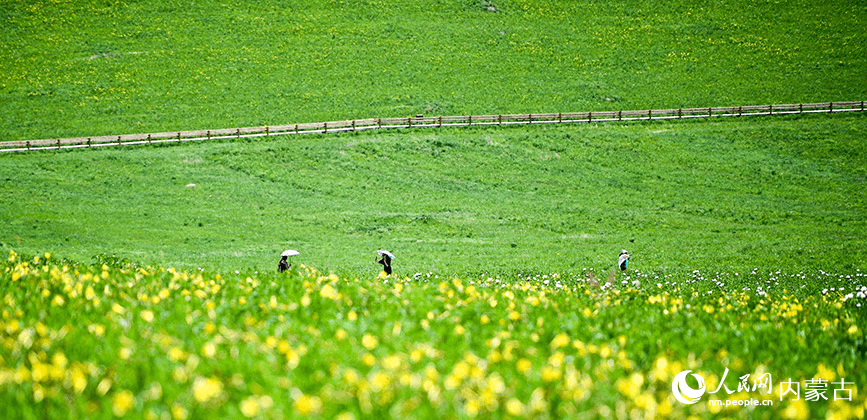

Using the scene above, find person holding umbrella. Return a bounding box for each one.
[618,249,630,272]
[376,250,394,275]
[279,249,300,272]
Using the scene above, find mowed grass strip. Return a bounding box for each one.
[1,113,865,277]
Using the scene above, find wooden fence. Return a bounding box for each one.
[1,101,864,152]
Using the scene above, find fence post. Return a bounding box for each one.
[678,108,682,119]
[179,132,182,141]
[829,102,833,113]
[769,104,773,115]
[861,101,865,111]
[88,138,92,147]
[618,110,623,121]
[295,125,299,135]
[57,139,61,148]
[236,129,240,139]
[440,116,443,127]
[648,109,652,120]
[324,122,328,133]
[738,106,743,116]
[588,112,592,123]
[352,120,356,131]
[377,119,381,129]
[26,141,30,150]
[207,130,211,140]
[468,115,472,126]
[118,136,122,145]
[497,115,501,125]
[408,117,412,128]
[528,114,533,123]
[558,113,562,123]
[266,126,270,136]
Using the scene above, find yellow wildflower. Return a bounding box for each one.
[362,334,378,350]
[615,372,644,399]
[240,397,259,418]
[506,398,524,416]
[550,333,570,349]
[70,366,87,394]
[97,378,113,395]
[202,342,217,359]
[171,403,188,420]
[781,399,809,420]
[371,372,390,391]
[362,353,376,367]
[335,329,348,340]
[541,365,562,382]
[192,376,223,403]
[293,394,322,416]
[112,390,135,416]
[168,347,185,362]
[816,363,836,381]
[320,284,338,299]
[383,354,401,371]
[517,358,532,374]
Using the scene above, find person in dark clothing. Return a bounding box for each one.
[376,251,393,275]
[278,255,291,273]
[618,250,630,272]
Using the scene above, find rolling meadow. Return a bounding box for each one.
[1,0,866,418]
[1,0,865,141]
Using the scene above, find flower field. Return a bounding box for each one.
[1,250,865,419]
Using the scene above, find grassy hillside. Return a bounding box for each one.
[3,2,866,418]
[1,0,865,141]
[2,113,865,276]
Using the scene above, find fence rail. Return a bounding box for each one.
[1,101,864,152]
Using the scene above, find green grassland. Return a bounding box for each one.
[2,1,867,418]
[1,0,865,141]
[2,113,866,278]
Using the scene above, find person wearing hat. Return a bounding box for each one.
[618,250,630,272]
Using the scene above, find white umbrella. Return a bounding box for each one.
[377,250,395,259]
[281,249,300,257]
